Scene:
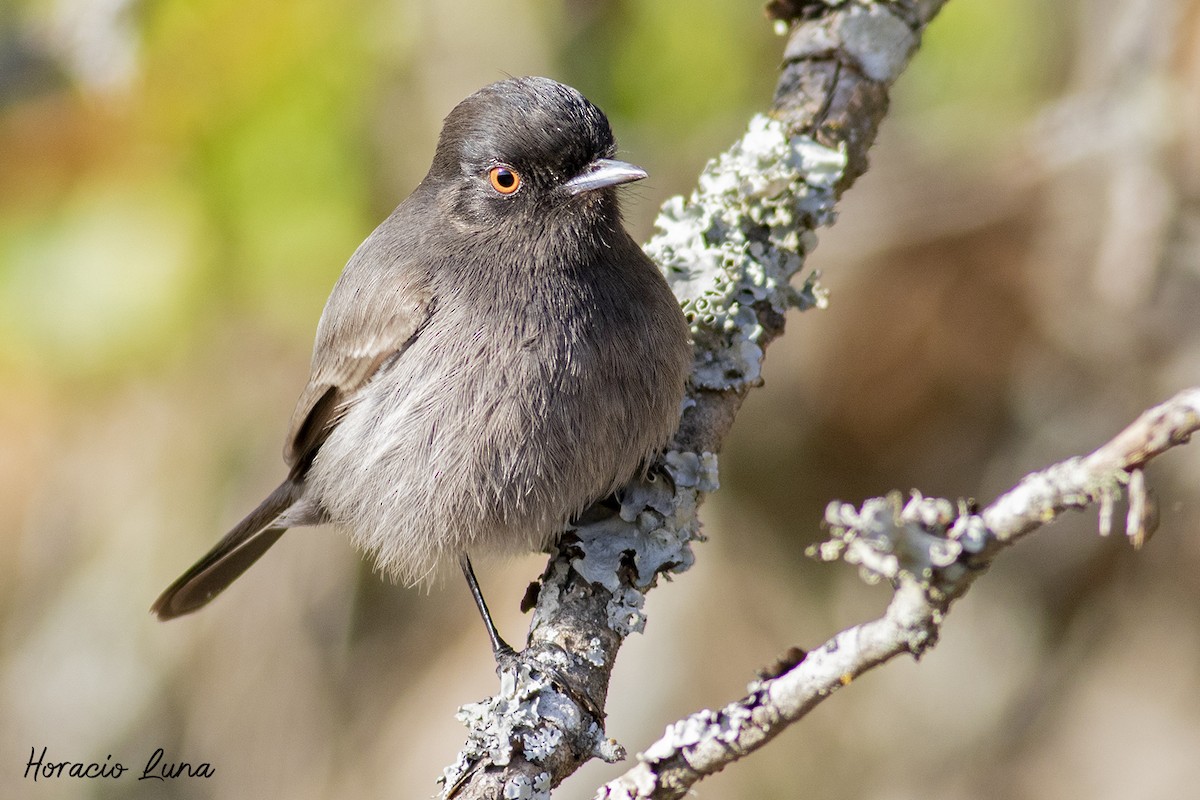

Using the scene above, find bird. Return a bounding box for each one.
[152,76,692,655]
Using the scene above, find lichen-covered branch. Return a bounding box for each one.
[438,2,950,798]
[595,387,1200,800]
[981,387,1200,550]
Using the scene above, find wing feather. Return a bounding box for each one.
[283,214,435,471]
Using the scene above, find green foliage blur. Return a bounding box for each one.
[0,0,1052,382]
[0,0,780,382]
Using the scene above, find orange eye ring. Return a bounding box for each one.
[487,165,522,195]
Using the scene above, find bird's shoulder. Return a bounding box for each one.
[283,197,440,468]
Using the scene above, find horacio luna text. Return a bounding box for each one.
[24,746,215,781]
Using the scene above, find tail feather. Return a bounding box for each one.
[152,480,301,620]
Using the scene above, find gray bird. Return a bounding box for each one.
[152,77,692,653]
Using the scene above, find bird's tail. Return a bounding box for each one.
[151,479,302,620]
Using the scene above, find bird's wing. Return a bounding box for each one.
[283,227,435,473]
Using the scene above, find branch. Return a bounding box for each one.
[437,2,953,797]
[595,387,1199,799]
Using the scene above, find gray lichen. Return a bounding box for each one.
[606,587,646,637]
[522,726,563,762]
[662,450,721,493]
[443,663,570,792]
[592,726,627,764]
[582,637,606,668]
[810,491,989,588]
[646,115,840,392]
[501,771,550,800]
[571,450,718,597]
[640,700,754,766]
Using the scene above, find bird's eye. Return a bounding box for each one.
[487,165,522,195]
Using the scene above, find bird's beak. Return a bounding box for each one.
[563,158,647,195]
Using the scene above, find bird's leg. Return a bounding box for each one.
[459,554,607,722]
[459,553,515,659]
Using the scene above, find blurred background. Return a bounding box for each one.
[3,0,1199,797]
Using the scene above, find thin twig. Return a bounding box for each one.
[595,387,1200,799]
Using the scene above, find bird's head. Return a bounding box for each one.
[426,76,646,231]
